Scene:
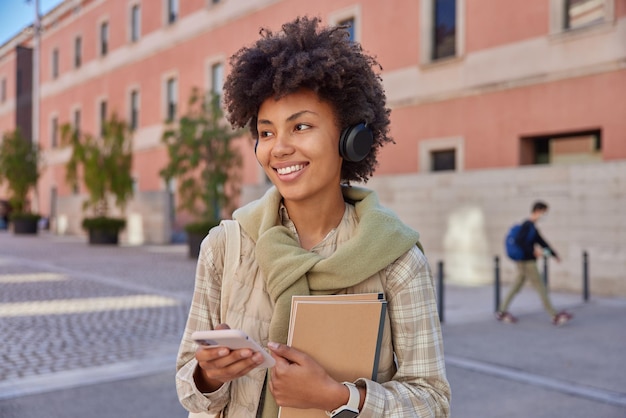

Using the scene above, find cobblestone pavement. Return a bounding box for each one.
[0,231,196,417]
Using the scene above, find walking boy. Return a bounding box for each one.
[497,201,573,326]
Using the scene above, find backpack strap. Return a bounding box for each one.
[221,219,241,280]
[219,219,241,323]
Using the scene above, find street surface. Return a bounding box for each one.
[1,231,624,417]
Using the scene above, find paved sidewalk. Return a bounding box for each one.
[1,231,625,417]
[442,284,626,417]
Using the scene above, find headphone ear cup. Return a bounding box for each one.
[339,123,373,162]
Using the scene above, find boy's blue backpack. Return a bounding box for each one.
[505,223,535,260]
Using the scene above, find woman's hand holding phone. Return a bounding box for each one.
[192,324,274,393]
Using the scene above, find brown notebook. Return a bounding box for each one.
[279,293,387,418]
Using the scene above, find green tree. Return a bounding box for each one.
[160,88,243,232]
[0,129,41,215]
[61,113,133,221]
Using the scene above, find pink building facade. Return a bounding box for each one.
[1,0,625,247]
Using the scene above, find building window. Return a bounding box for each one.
[166,77,177,121]
[419,136,464,172]
[51,116,58,148]
[433,0,456,60]
[550,0,614,34]
[73,108,81,136]
[431,149,456,171]
[130,4,141,42]
[74,36,82,68]
[338,17,355,41]
[211,62,223,97]
[167,0,178,24]
[565,0,606,29]
[420,0,464,64]
[0,78,5,102]
[521,130,602,165]
[130,90,139,130]
[49,186,57,220]
[99,100,107,135]
[329,6,361,42]
[100,21,109,56]
[52,48,59,79]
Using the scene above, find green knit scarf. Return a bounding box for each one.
[232,185,421,418]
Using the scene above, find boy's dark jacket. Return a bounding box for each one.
[516,220,558,261]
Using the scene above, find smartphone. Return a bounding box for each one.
[191,329,276,369]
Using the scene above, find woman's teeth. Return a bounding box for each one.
[277,164,304,175]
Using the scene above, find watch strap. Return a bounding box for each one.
[327,382,360,417]
[343,382,360,411]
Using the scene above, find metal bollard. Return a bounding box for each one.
[494,256,501,313]
[437,261,444,323]
[583,251,589,302]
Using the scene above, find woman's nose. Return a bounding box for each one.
[271,131,295,157]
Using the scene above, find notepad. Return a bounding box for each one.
[278,293,387,418]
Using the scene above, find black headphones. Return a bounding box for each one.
[339,123,373,162]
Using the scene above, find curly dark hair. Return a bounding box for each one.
[223,16,393,183]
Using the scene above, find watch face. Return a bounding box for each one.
[332,409,359,418]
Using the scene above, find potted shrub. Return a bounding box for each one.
[160,88,242,258]
[0,129,42,235]
[61,113,134,245]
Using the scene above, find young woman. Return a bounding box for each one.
[176,16,450,418]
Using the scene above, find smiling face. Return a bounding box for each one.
[256,89,343,206]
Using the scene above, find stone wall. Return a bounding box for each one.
[53,161,626,296]
[366,161,626,296]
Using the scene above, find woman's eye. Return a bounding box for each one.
[294,123,311,132]
[259,130,274,138]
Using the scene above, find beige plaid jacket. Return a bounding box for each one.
[176,205,450,417]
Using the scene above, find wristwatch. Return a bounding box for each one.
[328,382,360,418]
